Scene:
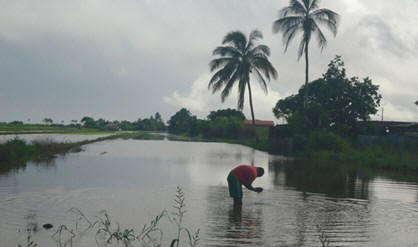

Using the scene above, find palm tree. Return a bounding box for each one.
[209,30,278,126]
[273,0,339,107]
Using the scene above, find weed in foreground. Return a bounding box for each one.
[317,224,331,247]
[19,186,200,247]
[170,186,200,247]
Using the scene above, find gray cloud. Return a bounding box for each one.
[357,16,413,58]
[0,0,417,123]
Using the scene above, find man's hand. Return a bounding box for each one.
[254,187,263,193]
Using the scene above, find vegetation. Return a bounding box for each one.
[269,130,418,170]
[1,113,166,134]
[0,132,163,174]
[166,57,417,171]
[0,122,96,134]
[273,0,339,107]
[208,30,277,126]
[268,56,417,170]
[80,112,166,131]
[273,56,381,137]
[18,187,199,247]
[167,108,270,151]
[207,108,245,121]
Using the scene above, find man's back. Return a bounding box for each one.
[230,165,257,186]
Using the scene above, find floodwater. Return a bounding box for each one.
[0,133,110,144]
[0,138,417,246]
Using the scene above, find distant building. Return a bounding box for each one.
[243,120,274,127]
[366,121,418,134]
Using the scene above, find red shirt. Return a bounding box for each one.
[230,165,257,186]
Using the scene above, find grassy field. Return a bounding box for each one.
[0,123,114,135]
[0,131,164,175]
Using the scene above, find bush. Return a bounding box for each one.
[308,131,351,152]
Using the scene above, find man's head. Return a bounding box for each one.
[256,167,264,177]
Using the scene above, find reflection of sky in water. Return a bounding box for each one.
[0,139,417,246]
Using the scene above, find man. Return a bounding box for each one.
[227,165,264,206]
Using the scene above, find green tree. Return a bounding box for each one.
[415,100,418,106]
[167,108,197,134]
[96,118,107,129]
[207,108,246,121]
[209,30,278,126]
[154,112,163,122]
[273,0,339,107]
[81,116,97,129]
[273,56,381,135]
[43,118,53,125]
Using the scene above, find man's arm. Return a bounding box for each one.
[242,180,263,193]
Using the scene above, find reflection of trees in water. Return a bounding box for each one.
[269,157,373,245]
[204,187,264,246]
[268,158,371,200]
[0,159,57,177]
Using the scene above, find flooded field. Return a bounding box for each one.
[0,138,417,246]
[0,133,111,144]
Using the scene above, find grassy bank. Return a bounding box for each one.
[0,123,96,134]
[169,130,418,171]
[0,131,163,173]
[270,131,418,171]
[307,144,418,171]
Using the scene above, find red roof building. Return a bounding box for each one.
[243,120,274,126]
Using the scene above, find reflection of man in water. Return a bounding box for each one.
[227,165,264,206]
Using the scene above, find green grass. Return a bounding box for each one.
[0,123,116,135]
[0,131,163,174]
[303,140,418,171]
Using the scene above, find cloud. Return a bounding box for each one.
[0,0,417,122]
[164,74,283,121]
[373,100,418,122]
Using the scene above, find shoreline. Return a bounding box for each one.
[1,131,417,173]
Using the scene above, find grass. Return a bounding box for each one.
[0,123,104,134]
[19,186,199,247]
[308,144,418,171]
[0,131,165,174]
[166,132,270,153]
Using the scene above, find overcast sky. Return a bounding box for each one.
[1,0,417,123]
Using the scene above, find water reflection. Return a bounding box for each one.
[269,158,371,199]
[1,139,418,246]
[204,187,264,247]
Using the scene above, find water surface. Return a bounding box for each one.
[0,133,110,144]
[0,138,417,246]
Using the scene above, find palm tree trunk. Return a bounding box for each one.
[247,81,256,126]
[304,40,309,108]
[246,80,257,141]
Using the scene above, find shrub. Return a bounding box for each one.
[308,131,351,152]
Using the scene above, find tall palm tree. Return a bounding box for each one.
[273,0,339,107]
[209,30,278,126]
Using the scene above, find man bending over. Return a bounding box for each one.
[227,165,264,206]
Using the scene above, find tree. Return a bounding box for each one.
[209,30,278,126]
[154,112,163,122]
[43,118,53,125]
[273,0,339,107]
[167,108,197,134]
[81,116,97,128]
[207,108,246,121]
[273,56,381,135]
[415,100,418,106]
